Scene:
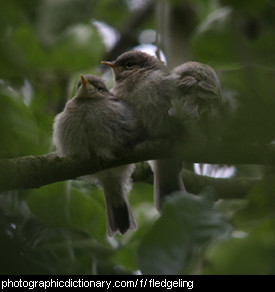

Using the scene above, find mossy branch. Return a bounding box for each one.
[0,139,274,198]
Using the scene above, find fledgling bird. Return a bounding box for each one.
[102,51,185,211]
[102,50,174,138]
[169,61,222,140]
[151,62,222,208]
[170,61,223,179]
[53,74,137,236]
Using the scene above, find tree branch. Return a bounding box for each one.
[133,164,260,199]
[0,139,274,195]
[182,169,259,199]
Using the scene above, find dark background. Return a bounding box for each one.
[0,0,275,274]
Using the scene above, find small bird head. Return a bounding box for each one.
[101,50,167,82]
[171,62,222,120]
[75,74,109,99]
[174,61,221,93]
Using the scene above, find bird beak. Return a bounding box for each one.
[75,75,96,99]
[101,61,115,68]
[80,75,90,85]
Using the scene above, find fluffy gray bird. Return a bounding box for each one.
[53,74,137,236]
[102,50,174,138]
[169,61,222,138]
[102,51,185,211]
[152,62,222,208]
[170,61,223,181]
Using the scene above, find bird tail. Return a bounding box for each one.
[151,159,185,211]
[104,191,136,237]
[97,165,136,236]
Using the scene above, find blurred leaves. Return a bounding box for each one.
[51,24,104,71]
[27,181,107,237]
[220,66,275,144]
[192,3,275,66]
[5,23,104,76]
[203,219,275,275]
[192,7,238,64]
[138,189,232,274]
[233,177,275,225]
[202,176,275,275]
[0,0,275,275]
[0,92,40,158]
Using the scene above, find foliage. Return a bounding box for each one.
[0,0,275,274]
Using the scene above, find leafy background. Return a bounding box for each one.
[0,0,275,274]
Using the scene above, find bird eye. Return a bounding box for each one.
[125,61,134,69]
[96,86,103,92]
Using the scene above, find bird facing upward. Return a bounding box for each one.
[53,74,137,236]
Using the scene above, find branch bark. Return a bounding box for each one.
[133,164,260,199]
[0,139,274,195]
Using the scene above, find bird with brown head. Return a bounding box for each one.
[102,51,185,211]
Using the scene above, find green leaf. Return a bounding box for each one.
[69,182,106,237]
[191,5,275,67]
[27,181,107,237]
[233,177,275,226]
[137,189,231,275]
[204,177,275,274]
[27,182,72,227]
[0,93,40,158]
[203,218,275,274]
[191,7,238,64]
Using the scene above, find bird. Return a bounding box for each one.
[53,74,137,236]
[169,61,223,179]
[101,50,175,138]
[169,61,222,142]
[102,50,185,211]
